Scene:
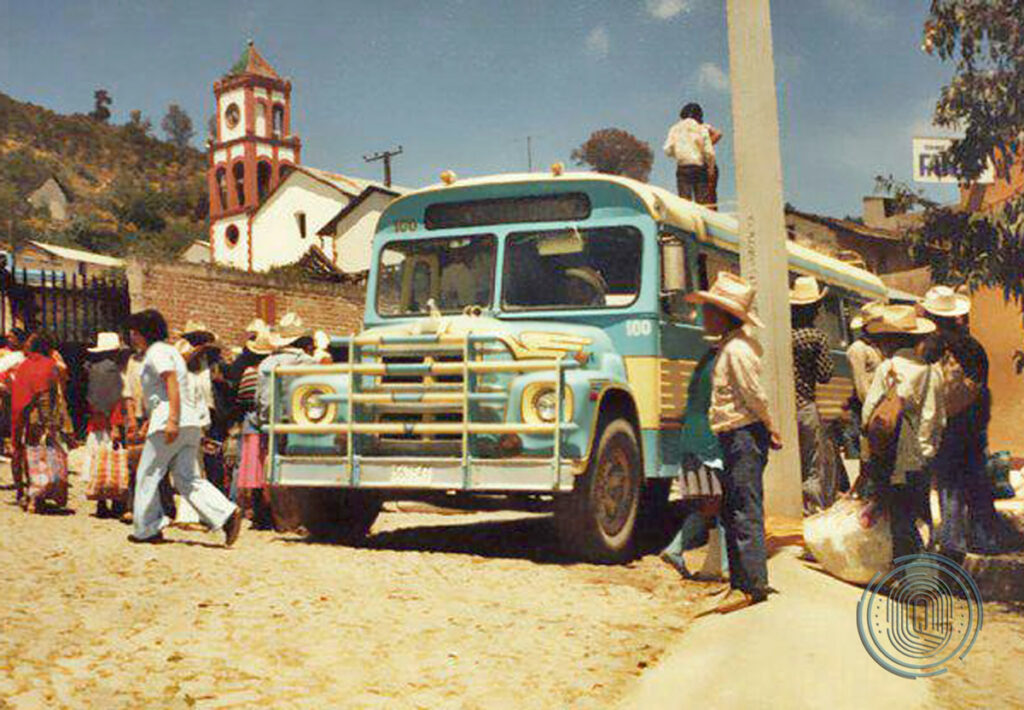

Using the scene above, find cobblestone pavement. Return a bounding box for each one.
[0,469,710,709]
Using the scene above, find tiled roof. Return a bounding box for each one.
[786,207,906,242]
[227,41,281,80]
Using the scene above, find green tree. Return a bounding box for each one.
[90,89,112,123]
[911,1,1024,308]
[161,104,195,149]
[571,128,654,182]
[127,109,152,135]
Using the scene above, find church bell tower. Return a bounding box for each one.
[207,40,302,268]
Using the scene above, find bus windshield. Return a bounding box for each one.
[503,226,642,310]
[376,235,496,316]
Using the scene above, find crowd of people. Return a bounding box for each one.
[0,308,331,548]
[660,273,1014,615]
[0,272,1013,607]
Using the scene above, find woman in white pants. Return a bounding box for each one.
[127,309,242,546]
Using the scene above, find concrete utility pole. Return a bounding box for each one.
[726,0,802,518]
[364,146,403,187]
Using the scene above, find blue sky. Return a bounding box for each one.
[0,0,960,217]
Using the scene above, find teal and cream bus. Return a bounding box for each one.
[267,170,887,562]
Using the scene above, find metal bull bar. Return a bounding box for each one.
[268,332,580,490]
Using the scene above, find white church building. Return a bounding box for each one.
[206,42,405,273]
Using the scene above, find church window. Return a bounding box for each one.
[279,163,293,182]
[215,167,228,211]
[257,161,272,202]
[272,104,285,136]
[295,211,307,239]
[233,163,246,206]
[226,225,240,247]
[225,103,240,130]
[256,103,267,136]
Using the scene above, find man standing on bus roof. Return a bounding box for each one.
[686,272,781,614]
[790,276,838,514]
[663,102,721,208]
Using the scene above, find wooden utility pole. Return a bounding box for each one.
[726,0,802,518]
[363,146,403,187]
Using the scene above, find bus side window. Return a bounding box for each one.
[816,294,849,350]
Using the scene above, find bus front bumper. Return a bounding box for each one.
[273,456,584,492]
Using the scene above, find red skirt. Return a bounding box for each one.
[236,433,267,490]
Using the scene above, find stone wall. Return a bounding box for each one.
[126,260,366,347]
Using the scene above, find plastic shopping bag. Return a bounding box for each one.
[86,443,130,500]
[803,496,892,585]
[26,443,69,509]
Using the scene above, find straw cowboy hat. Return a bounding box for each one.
[88,331,125,354]
[866,304,936,336]
[245,318,268,335]
[245,327,275,355]
[685,271,765,328]
[271,312,310,348]
[789,276,828,306]
[850,301,886,331]
[183,319,216,338]
[921,285,971,318]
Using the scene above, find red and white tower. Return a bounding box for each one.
[208,40,302,269]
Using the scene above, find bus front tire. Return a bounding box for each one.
[555,418,641,564]
[298,488,382,544]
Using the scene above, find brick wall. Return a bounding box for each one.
[126,260,366,347]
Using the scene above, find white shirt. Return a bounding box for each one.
[0,350,25,375]
[862,348,945,484]
[709,329,773,434]
[141,341,201,434]
[663,118,715,168]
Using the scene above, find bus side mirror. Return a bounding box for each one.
[660,238,686,293]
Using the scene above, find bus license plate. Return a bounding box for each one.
[390,465,434,485]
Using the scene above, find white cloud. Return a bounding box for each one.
[697,62,729,93]
[585,26,610,59]
[822,0,887,30]
[644,0,689,20]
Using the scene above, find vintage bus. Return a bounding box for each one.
[267,170,887,562]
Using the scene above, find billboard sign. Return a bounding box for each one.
[913,137,995,184]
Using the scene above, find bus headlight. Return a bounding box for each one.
[522,382,574,424]
[291,384,338,426]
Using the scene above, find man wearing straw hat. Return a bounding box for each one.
[844,301,885,461]
[861,304,944,560]
[240,314,316,530]
[789,276,839,514]
[921,286,1003,555]
[686,272,781,614]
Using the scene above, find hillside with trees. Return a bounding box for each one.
[0,90,208,260]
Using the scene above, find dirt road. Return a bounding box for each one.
[0,468,710,709]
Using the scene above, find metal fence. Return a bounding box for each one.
[0,268,131,344]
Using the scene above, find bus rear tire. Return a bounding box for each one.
[298,488,382,544]
[555,418,641,564]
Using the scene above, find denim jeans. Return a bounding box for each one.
[717,422,770,597]
[133,426,237,540]
[934,414,1000,553]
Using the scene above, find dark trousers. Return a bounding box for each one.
[890,476,926,561]
[676,164,713,206]
[934,414,998,553]
[717,422,770,597]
